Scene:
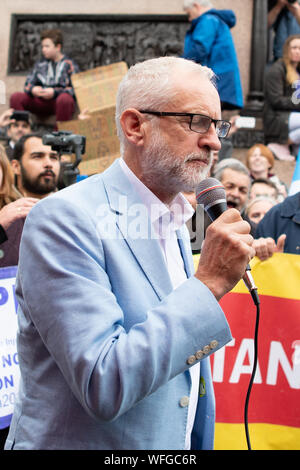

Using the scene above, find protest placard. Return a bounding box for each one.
[0,266,19,430]
[57,62,128,175]
[58,107,120,175]
[71,61,128,113]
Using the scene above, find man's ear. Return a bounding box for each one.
[10,159,21,176]
[120,109,146,147]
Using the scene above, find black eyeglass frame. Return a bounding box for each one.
[139,110,231,138]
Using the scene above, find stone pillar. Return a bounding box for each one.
[242,0,268,115]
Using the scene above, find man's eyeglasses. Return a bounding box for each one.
[139,110,231,138]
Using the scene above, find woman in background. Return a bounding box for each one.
[0,145,38,448]
[264,34,300,160]
[0,144,37,245]
[246,143,287,201]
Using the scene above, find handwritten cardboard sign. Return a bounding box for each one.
[58,62,128,175]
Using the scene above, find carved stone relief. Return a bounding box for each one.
[231,129,265,148]
[8,14,266,145]
[9,15,188,74]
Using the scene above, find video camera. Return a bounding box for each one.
[43,131,86,187]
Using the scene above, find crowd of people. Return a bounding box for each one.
[0,0,299,451]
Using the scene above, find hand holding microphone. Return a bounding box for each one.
[194,178,258,304]
[195,179,260,452]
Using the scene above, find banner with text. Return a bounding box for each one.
[208,253,300,450]
[0,266,19,429]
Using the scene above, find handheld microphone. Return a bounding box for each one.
[196,177,259,306]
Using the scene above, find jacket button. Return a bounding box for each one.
[186,355,196,365]
[195,350,204,360]
[203,345,211,354]
[179,396,190,407]
[210,340,219,349]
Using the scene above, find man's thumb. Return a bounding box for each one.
[276,234,286,253]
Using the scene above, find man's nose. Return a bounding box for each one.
[44,156,54,167]
[198,123,221,152]
[231,187,241,198]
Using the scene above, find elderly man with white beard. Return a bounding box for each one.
[5,57,255,451]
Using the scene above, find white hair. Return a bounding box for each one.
[115,56,216,154]
[245,196,277,216]
[183,0,213,9]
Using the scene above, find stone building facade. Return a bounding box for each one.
[1,0,253,113]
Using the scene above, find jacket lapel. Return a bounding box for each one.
[101,160,173,300]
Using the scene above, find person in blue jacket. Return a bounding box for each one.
[183,0,243,110]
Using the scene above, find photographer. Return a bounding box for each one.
[268,0,300,60]
[0,110,32,160]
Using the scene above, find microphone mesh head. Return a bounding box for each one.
[196,177,226,208]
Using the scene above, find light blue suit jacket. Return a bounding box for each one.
[5,159,232,450]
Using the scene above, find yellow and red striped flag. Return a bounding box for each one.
[194,253,300,450]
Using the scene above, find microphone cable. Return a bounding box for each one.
[244,293,261,451]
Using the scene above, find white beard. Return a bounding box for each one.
[140,130,212,195]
